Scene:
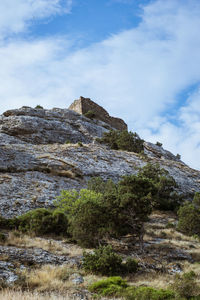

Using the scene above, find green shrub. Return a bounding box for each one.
[138,163,180,211]
[78,141,83,147]
[171,271,200,298]
[98,130,144,153]
[124,257,138,274]
[165,222,175,229]
[89,276,128,297]
[0,232,7,243]
[83,246,138,276]
[177,203,200,236]
[17,208,68,236]
[55,189,108,247]
[65,140,71,144]
[125,286,175,300]
[0,215,18,230]
[83,246,123,275]
[35,105,43,109]
[89,277,175,300]
[84,110,96,119]
[193,192,200,207]
[156,141,163,147]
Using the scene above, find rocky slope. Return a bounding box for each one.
[0,105,200,218]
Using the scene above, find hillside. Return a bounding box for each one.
[1,99,200,299]
[0,102,200,218]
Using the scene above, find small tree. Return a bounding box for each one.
[117,175,153,250]
[54,189,108,247]
[178,202,200,236]
[98,130,144,153]
[171,271,200,298]
[138,163,180,211]
[156,141,162,147]
[193,192,200,207]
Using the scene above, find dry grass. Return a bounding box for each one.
[0,289,74,300]
[4,232,83,257]
[22,264,80,292]
[130,272,173,290]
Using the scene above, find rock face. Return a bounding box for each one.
[69,96,127,131]
[0,103,200,218]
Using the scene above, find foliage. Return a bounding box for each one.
[156,141,163,147]
[117,174,153,248]
[0,232,7,243]
[138,163,180,211]
[83,246,122,275]
[98,129,144,153]
[35,105,43,109]
[77,141,83,147]
[177,203,200,236]
[83,245,138,276]
[84,110,96,119]
[87,177,117,195]
[171,271,200,298]
[176,153,181,160]
[125,286,175,300]
[89,276,127,296]
[17,208,68,236]
[89,276,175,299]
[55,163,179,247]
[54,189,108,247]
[0,215,18,230]
[193,192,200,207]
[87,174,154,247]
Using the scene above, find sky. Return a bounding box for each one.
[0,0,200,170]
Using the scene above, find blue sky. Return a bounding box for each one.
[0,0,200,169]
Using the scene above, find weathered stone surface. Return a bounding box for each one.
[69,96,127,131]
[0,105,200,218]
[1,106,109,145]
[0,261,18,284]
[0,245,69,265]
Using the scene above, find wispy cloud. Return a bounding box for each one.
[0,0,72,37]
[0,0,200,169]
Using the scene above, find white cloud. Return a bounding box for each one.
[0,0,200,169]
[0,0,72,37]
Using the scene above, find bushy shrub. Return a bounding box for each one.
[83,246,123,275]
[55,189,108,247]
[0,232,7,243]
[89,277,175,300]
[125,257,138,274]
[138,163,180,211]
[171,271,200,298]
[193,192,200,207]
[83,245,138,276]
[17,208,68,236]
[125,286,175,300]
[177,203,200,236]
[0,215,18,230]
[77,141,83,147]
[156,141,163,147]
[98,130,144,153]
[89,276,127,297]
[84,110,96,119]
[35,105,43,109]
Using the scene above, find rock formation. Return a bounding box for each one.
[0,101,200,218]
[69,96,127,131]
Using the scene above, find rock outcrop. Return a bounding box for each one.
[69,96,127,131]
[0,103,200,218]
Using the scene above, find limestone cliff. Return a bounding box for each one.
[0,103,200,218]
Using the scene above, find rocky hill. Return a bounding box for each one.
[1,99,200,299]
[0,101,200,218]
